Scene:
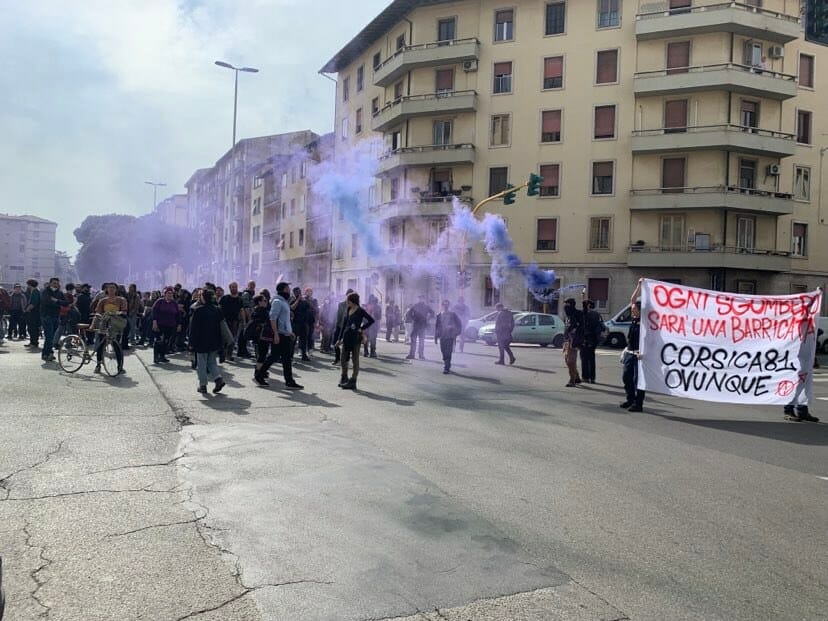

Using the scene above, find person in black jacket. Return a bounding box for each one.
[331,288,353,365]
[494,303,516,365]
[335,292,374,390]
[621,280,645,412]
[188,289,226,394]
[581,299,604,384]
[434,300,462,374]
[562,297,584,387]
[405,296,434,360]
[40,277,68,362]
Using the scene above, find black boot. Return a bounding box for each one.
[797,406,819,423]
[342,378,357,390]
[338,375,349,387]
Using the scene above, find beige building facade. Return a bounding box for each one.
[322,0,828,316]
[0,214,57,286]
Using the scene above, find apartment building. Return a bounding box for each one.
[0,214,57,286]
[154,194,188,228]
[321,0,828,316]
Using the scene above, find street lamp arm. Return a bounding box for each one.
[215,60,235,69]
[239,67,259,73]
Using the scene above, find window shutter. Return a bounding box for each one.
[496,9,513,23]
[542,110,561,133]
[662,158,686,190]
[594,161,613,177]
[540,164,559,186]
[669,0,691,8]
[666,42,690,74]
[494,62,512,75]
[588,278,609,302]
[435,69,454,91]
[664,100,687,128]
[799,55,814,87]
[537,219,557,238]
[594,106,615,138]
[596,50,618,83]
[793,223,806,237]
[544,56,563,79]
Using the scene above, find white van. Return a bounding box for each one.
[603,304,632,348]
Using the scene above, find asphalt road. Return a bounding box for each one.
[1,335,826,621]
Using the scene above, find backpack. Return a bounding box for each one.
[0,288,11,311]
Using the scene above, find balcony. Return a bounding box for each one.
[373,38,480,87]
[375,144,475,176]
[633,63,797,100]
[371,91,477,132]
[630,186,795,215]
[627,244,792,271]
[635,2,800,44]
[631,124,795,157]
[369,196,472,221]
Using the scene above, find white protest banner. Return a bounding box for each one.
[639,279,822,405]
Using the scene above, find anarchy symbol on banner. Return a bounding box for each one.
[775,380,796,397]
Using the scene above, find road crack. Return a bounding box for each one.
[105,515,207,538]
[86,453,189,475]
[0,440,68,500]
[23,522,53,618]
[6,484,183,501]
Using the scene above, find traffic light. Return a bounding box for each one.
[527,173,543,197]
[503,183,516,205]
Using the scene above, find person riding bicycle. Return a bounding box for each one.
[93,283,128,374]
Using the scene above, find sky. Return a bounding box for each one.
[0,0,390,257]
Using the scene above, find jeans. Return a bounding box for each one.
[580,345,597,382]
[41,316,59,359]
[563,341,580,382]
[439,337,456,370]
[622,351,645,406]
[224,318,240,359]
[8,310,25,338]
[96,335,124,371]
[196,351,221,387]
[497,336,514,364]
[27,312,41,346]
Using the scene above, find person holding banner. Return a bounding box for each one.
[621,280,645,412]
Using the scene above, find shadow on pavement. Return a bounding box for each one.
[354,390,416,407]
[648,412,828,445]
[274,389,341,409]
[448,372,502,385]
[199,394,252,413]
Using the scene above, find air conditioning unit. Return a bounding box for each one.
[768,45,784,59]
[462,59,478,72]
[767,163,781,176]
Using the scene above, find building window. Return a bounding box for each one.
[799,54,815,87]
[743,40,763,68]
[435,69,454,94]
[289,231,294,249]
[340,117,349,140]
[396,33,406,50]
[594,105,616,139]
[351,233,358,258]
[299,193,306,212]
[484,277,501,306]
[545,1,566,35]
[281,173,288,187]
[592,161,614,195]
[389,223,402,248]
[301,160,308,179]
[539,164,560,196]
[664,99,688,133]
[597,0,619,27]
[542,56,563,89]
[589,217,611,250]
[797,110,812,144]
[587,278,609,309]
[252,197,261,215]
[356,65,364,91]
[371,97,380,115]
[669,0,691,13]
[792,222,808,256]
[491,114,511,146]
[737,217,755,251]
[596,49,618,84]
[389,130,401,151]
[739,159,757,189]
[394,81,404,100]
[541,110,562,143]
[489,167,509,195]
[252,225,261,243]
[290,198,296,216]
[667,41,690,74]
[493,61,513,93]
[342,76,349,102]
[373,52,381,70]
[355,108,363,134]
[280,233,285,249]
[662,157,686,193]
[299,228,304,247]
[281,202,286,218]
[740,100,759,130]
[794,166,811,201]
[433,120,452,145]
[437,17,456,42]
[390,177,400,201]
[495,9,514,41]
[428,218,450,248]
[660,215,684,250]
[536,218,558,250]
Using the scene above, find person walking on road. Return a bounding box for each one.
[363,295,381,358]
[331,289,353,366]
[336,292,374,390]
[219,282,244,362]
[152,287,180,364]
[40,277,68,362]
[452,296,471,353]
[435,300,462,374]
[494,303,516,366]
[580,299,604,384]
[562,297,584,387]
[24,279,41,348]
[7,284,27,340]
[188,288,226,395]
[621,281,645,412]
[405,296,434,360]
[257,282,303,390]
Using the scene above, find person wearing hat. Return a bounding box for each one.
[561,297,584,387]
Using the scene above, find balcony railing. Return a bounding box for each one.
[634,62,796,82]
[371,90,477,132]
[626,242,794,270]
[630,185,793,199]
[637,1,799,24]
[633,62,797,99]
[373,38,480,87]
[629,185,795,214]
[631,123,795,156]
[375,143,476,175]
[633,124,794,140]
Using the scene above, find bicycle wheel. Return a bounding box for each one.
[58,335,86,373]
[101,338,122,377]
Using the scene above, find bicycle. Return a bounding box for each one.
[57,314,123,377]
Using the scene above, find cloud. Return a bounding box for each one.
[0,0,389,255]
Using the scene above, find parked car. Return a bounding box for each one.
[604,304,632,348]
[478,312,565,347]
[464,309,521,341]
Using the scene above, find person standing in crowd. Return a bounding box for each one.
[580,299,604,384]
[52,283,76,349]
[305,288,319,351]
[25,279,41,349]
[152,287,180,364]
[237,280,256,358]
[331,289,353,366]
[124,284,142,349]
[219,282,244,362]
[336,292,374,390]
[319,295,336,353]
[257,282,303,390]
[363,295,381,358]
[405,295,434,360]
[94,283,127,374]
[562,298,584,387]
[188,288,226,395]
[384,301,399,342]
[452,296,471,353]
[291,287,313,361]
[494,303,516,365]
[138,291,152,346]
[250,295,275,385]
[7,284,27,340]
[75,284,92,337]
[40,277,67,362]
[434,300,462,374]
[621,280,645,412]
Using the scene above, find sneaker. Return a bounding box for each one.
[418,356,426,360]
[509,358,516,365]
[442,369,450,374]
[574,378,582,384]
[197,385,208,394]
[784,413,802,422]
[565,382,576,387]
[797,407,819,423]
[405,355,415,360]
[619,401,631,408]
[94,364,102,374]
[253,374,269,386]
[285,382,304,390]
[341,380,356,390]
[494,360,505,365]
[213,378,226,394]
[116,368,125,375]
[301,355,311,361]
[338,377,349,387]
[628,404,643,412]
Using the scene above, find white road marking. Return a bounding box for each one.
[817,397,828,401]
[818,477,828,481]
[811,377,828,382]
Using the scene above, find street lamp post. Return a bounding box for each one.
[819,146,828,225]
[214,60,259,149]
[145,180,166,210]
